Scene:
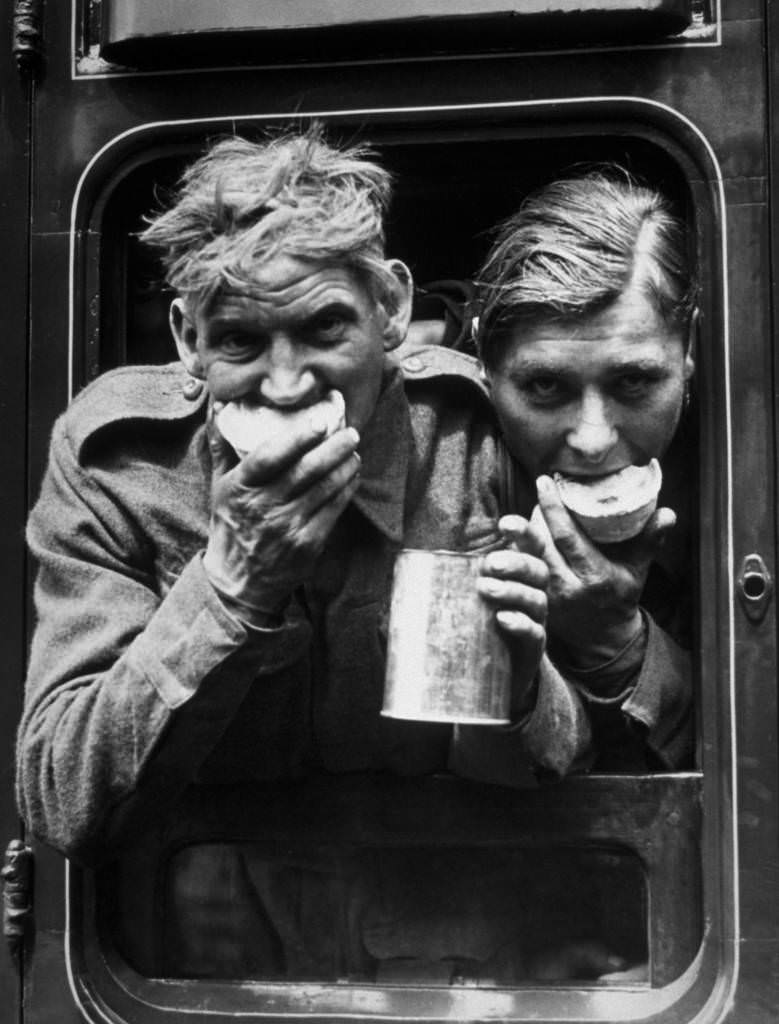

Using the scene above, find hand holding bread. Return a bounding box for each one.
[531,470,675,676]
[202,390,360,624]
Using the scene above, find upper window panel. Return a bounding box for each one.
[90,0,704,69]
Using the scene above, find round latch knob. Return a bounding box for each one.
[737,553,773,622]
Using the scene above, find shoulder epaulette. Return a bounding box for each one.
[65,362,207,460]
[395,343,490,403]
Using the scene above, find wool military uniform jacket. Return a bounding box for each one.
[17,347,689,865]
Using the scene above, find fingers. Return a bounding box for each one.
[497,513,548,559]
[478,575,547,622]
[535,474,601,575]
[224,424,358,501]
[283,428,361,500]
[277,463,362,548]
[494,609,547,649]
[478,540,549,643]
[233,415,350,487]
[205,443,361,613]
[481,544,549,588]
[267,443,361,523]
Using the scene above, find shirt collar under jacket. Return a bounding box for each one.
[349,359,411,546]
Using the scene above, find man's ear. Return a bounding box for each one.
[377,259,414,351]
[684,306,698,380]
[170,298,205,378]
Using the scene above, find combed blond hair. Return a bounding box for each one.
[476,169,696,367]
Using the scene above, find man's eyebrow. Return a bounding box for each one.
[505,353,669,378]
[506,356,571,374]
[604,356,669,372]
[206,312,256,332]
[301,300,360,324]
[308,299,357,314]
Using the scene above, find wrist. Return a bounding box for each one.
[554,611,648,699]
[556,610,644,672]
[219,594,288,631]
[201,553,291,629]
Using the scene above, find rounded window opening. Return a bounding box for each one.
[73,121,705,1013]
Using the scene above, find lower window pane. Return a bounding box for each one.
[110,842,647,985]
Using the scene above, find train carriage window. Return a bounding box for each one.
[69,118,713,1021]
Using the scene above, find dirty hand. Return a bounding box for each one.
[202,406,361,624]
[477,514,549,715]
[533,473,676,668]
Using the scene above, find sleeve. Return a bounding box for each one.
[16,420,310,864]
[448,612,692,782]
[570,613,693,770]
[448,655,594,786]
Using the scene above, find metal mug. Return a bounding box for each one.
[381,548,512,725]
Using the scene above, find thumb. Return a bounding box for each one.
[633,506,676,559]
[615,506,676,579]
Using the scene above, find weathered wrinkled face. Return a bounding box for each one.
[485,282,695,482]
[171,255,412,433]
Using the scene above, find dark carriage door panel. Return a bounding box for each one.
[14,0,779,1019]
[0,6,36,1022]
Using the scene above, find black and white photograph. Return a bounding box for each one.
[1,2,774,1022]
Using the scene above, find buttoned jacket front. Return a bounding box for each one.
[17,345,689,865]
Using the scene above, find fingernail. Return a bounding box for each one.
[536,475,553,495]
[487,550,512,571]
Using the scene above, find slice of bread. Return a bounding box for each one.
[554,458,662,544]
[216,390,346,457]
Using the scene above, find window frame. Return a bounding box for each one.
[65,97,732,1024]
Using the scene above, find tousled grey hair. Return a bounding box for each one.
[140,126,395,313]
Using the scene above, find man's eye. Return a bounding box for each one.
[523,377,566,403]
[310,314,347,343]
[217,334,257,358]
[615,373,655,399]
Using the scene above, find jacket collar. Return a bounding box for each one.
[72,358,412,544]
[351,359,410,545]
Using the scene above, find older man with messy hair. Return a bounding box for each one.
[16,128,601,980]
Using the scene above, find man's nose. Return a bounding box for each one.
[258,335,317,407]
[566,391,618,463]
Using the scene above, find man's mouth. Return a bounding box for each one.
[550,466,630,482]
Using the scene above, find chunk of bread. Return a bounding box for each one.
[216,390,346,458]
[554,459,662,544]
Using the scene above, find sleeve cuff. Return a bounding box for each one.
[619,614,693,766]
[511,655,594,778]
